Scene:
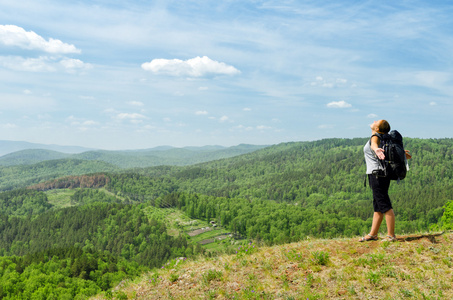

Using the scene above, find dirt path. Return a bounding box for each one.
[187,227,213,237]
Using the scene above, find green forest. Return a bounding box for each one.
[0,137,452,299]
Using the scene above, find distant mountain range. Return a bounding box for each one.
[0,140,269,168]
[0,140,94,156]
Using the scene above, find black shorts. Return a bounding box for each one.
[368,174,392,213]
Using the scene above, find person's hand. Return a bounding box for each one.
[405,150,412,159]
[374,148,385,160]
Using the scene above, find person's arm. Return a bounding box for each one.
[405,150,412,159]
[370,135,385,160]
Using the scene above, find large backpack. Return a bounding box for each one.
[372,130,407,181]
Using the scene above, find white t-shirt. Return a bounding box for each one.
[363,139,382,174]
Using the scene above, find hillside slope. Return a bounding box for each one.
[0,149,71,166]
[73,144,268,168]
[0,159,118,191]
[91,232,453,299]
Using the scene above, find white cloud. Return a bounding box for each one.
[198,86,209,91]
[23,89,32,94]
[60,58,92,72]
[326,100,352,108]
[0,56,90,73]
[66,115,77,122]
[257,125,272,130]
[0,25,81,54]
[310,77,349,89]
[367,113,378,118]
[429,102,437,106]
[234,125,253,131]
[243,107,252,111]
[103,108,116,114]
[66,116,97,127]
[195,110,208,115]
[141,56,241,77]
[116,113,146,120]
[128,101,144,107]
[1,123,17,129]
[0,56,56,72]
[82,120,98,126]
[219,115,229,122]
[414,71,449,87]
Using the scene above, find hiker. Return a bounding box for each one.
[360,120,412,242]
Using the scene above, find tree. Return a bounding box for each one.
[441,200,453,230]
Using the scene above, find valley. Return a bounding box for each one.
[1,137,452,299]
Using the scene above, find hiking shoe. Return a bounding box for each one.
[359,234,378,242]
[382,235,397,242]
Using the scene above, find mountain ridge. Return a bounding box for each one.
[0,143,269,168]
[0,140,94,156]
[0,140,267,157]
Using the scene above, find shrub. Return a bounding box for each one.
[311,251,330,266]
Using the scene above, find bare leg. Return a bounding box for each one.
[370,212,384,236]
[384,209,395,237]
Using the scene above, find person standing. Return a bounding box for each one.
[360,120,411,242]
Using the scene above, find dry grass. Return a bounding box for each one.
[91,232,453,299]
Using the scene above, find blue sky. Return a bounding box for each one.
[1,0,452,150]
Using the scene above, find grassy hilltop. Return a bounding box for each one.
[91,232,453,300]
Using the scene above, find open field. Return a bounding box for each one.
[45,189,75,208]
[188,228,231,244]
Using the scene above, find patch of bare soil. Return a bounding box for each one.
[187,227,213,237]
[198,234,230,245]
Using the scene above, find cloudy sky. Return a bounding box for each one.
[1,1,452,150]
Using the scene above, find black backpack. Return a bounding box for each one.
[372,130,407,181]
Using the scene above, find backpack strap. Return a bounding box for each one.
[369,133,382,158]
[371,132,383,139]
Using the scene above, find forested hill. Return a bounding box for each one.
[0,144,266,191]
[3,137,453,204]
[0,144,266,168]
[103,137,453,235]
[115,137,452,201]
[0,159,119,191]
[1,137,453,299]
